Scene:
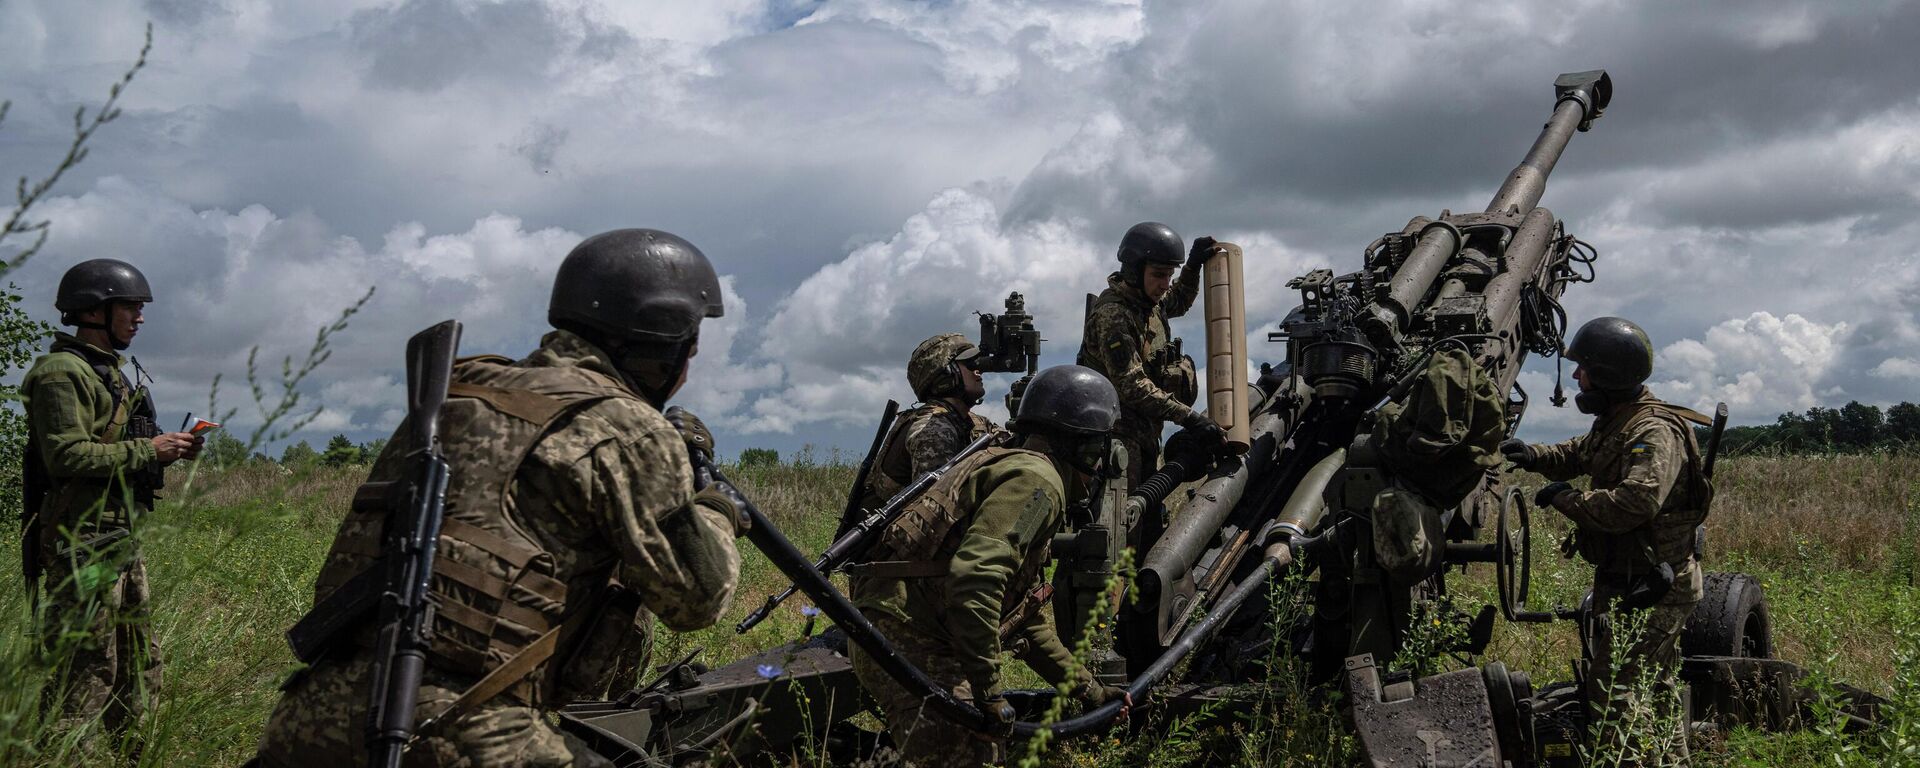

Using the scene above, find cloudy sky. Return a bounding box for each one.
[2,0,1916,457]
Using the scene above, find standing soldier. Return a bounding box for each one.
[1500,317,1710,749]
[22,258,201,746]
[856,333,995,512]
[1077,221,1225,493]
[848,365,1129,767]
[255,229,746,767]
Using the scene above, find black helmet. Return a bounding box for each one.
[548,229,723,345]
[1565,316,1654,393]
[1117,221,1184,270]
[56,259,152,316]
[1012,365,1119,436]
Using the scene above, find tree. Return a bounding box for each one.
[1882,401,1920,447]
[358,437,389,462]
[280,440,318,468]
[203,431,249,468]
[321,434,360,467]
[1834,400,1882,450]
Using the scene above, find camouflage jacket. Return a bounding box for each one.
[310,329,740,704]
[850,448,1090,695]
[859,399,995,512]
[22,332,159,540]
[1533,389,1711,575]
[1078,270,1202,445]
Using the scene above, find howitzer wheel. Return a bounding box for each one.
[1495,486,1533,622]
[1683,572,1773,659]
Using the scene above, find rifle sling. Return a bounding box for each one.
[418,586,603,736]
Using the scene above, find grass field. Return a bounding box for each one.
[0,452,1915,766]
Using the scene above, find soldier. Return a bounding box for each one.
[22,258,201,745]
[255,229,746,767]
[1077,221,1225,492]
[856,333,995,512]
[1500,317,1710,742]
[848,365,1130,767]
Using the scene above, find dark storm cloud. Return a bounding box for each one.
[5,0,1915,451]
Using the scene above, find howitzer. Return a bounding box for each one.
[365,320,461,768]
[735,427,1009,633]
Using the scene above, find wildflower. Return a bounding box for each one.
[800,606,821,617]
[756,663,782,680]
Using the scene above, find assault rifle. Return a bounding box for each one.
[365,320,461,768]
[734,427,1009,633]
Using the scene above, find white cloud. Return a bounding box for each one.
[1871,358,1920,381]
[1649,312,1849,419]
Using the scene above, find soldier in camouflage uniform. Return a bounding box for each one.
[255,229,746,767]
[856,333,996,512]
[22,259,202,745]
[1502,317,1710,745]
[848,365,1129,767]
[1077,222,1225,492]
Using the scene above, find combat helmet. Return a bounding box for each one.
[1116,221,1184,279]
[548,229,724,346]
[907,333,981,401]
[1565,317,1654,392]
[56,258,152,322]
[1012,365,1119,436]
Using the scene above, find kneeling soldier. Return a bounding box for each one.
[848,365,1128,767]
[255,229,745,767]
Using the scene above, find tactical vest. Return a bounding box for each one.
[1575,401,1715,574]
[859,401,987,512]
[312,355,631,705]
[853,446,1057,635]
[24,349,153,534]
[1079,291,1199,415]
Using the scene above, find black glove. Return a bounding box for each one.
[1534,481,1573,509]
[1498,438,1536,469]
[663,406,715,460]
[1185,236,1218,270]
[694,481,753,536]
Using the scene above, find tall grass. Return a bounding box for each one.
[0,454,1912,765]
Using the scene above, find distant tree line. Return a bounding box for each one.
[1717,400,1920,455]
[199,432,389,469]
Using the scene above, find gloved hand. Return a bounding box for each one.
[1185,235,1218,270]
[1534,481,1573,509]
[694,481,753,536]
[975,691,1016,734]
[663,406,715,460]
[1077,681,1130,706]
[1498,438,1536,469]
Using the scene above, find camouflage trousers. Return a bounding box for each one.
[850,613,1001,768]
[1583,560,1704,764]
[40,548,163,737]
[255,655,613,768]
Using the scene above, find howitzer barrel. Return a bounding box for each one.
[1478,207,1558,344]
[1137,407,1288,617]
[1486,70,1612,216]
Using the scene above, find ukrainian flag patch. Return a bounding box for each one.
[1629,442,1651,455]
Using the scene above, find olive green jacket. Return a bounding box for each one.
[854,451,1088,694]
[22,333,158,537]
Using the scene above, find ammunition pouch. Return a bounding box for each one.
[1148,338,1198,408]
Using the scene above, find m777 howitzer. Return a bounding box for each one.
[555,71,1883,767]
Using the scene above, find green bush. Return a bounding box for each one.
[739,447,779,468]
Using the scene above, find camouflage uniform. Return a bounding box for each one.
[1077,271,1201,488]
[1530,389,1710,722]
[849,448,1095,767]
[256,330,741,767]
[859,400,996,512]
[21,332,165,736]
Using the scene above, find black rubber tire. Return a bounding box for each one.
[1681,571,1773,658]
